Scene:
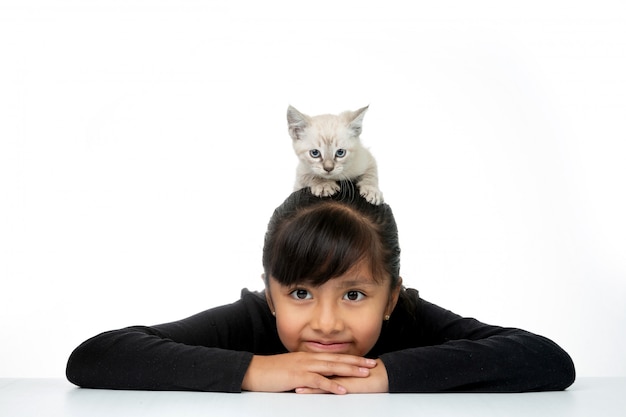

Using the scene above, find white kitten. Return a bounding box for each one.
[287,105,383,205]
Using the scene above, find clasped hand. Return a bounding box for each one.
[241,352,388,394]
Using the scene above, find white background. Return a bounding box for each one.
[1,0,625,379]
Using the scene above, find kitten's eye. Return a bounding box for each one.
[343,291,365,301]
[290,289,312,300]
[309,149,321,158]
[335,149,346,158]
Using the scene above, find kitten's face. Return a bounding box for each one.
[293,116,355,179]
[288,106,368,180]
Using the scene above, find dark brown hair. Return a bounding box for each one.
[262,181,401,290]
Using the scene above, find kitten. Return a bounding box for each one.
[287,105,383,205]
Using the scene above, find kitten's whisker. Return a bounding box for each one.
[337,174,356,202]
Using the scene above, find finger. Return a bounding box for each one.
[321,354,377,368]
[310,361,372,378]
[295,387,329,394]
[304,354,376,377]
[304,374,347,395]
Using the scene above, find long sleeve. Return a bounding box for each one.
[66,289,285,392]
[378,291,576,392]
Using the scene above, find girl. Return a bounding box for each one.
[66,184,575,394]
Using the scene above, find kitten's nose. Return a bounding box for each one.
[323,162,334,172]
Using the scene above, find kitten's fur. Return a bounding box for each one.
[287,105,383,205]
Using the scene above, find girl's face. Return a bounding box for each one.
[266,261,401,356]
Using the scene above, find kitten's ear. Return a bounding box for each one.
[287,105,309,140]
[346,105,369,137]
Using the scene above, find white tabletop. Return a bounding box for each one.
[1,378,624,417]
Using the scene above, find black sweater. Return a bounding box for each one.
[66,288,575,393]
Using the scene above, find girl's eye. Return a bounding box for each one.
[309,149,321,158]
[335,149,346,158]
[343,291,365,301]
[290,289,312,300]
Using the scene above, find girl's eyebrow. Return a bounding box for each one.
[336,278,379,288]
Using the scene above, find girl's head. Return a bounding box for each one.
[263,184,401,288]
[262,183,402,356]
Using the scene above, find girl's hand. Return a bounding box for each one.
[294,359,389,394]
[241,352,377,395]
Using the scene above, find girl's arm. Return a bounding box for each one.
[66,290,274,392]
[66,325,254,392]
[379,294,576,392]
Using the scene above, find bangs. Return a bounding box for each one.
[267,203,383,286]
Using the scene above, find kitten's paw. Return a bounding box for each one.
[359,185,384,205]
[310,181,340,197]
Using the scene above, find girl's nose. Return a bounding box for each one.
[310,301,344,334]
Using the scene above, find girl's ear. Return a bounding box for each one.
[385,277,403,318]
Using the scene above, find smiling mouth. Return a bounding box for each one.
[305,341,351,353]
